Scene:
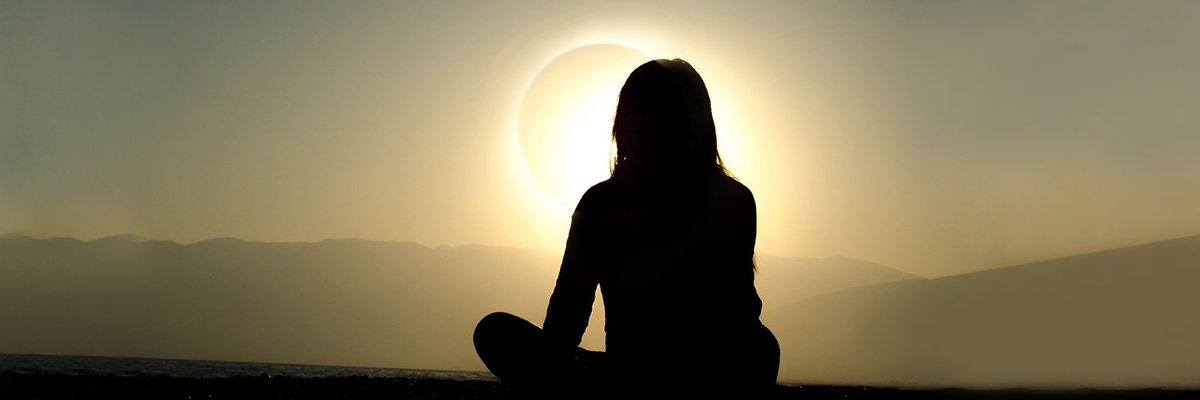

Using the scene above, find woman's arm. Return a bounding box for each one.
[542,189,601,354]
[724,178,763,319]
[740,183,764,318]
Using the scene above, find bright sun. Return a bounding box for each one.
[517,44,648,208]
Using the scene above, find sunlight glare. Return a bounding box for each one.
[517,44,647,209]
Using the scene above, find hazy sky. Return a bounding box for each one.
[4,0,1200,277]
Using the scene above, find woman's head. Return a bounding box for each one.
[611,58,728,182]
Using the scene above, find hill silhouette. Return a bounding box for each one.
[0,235,558,371]
[765,234,1200,387]
[755,255,923,307]
[0,234,914,373]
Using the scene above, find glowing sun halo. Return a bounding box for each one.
[518,44,649,208]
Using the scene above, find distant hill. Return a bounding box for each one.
[765,234,1200,387]
[755,255,923,309]
[0,235,912,373]
[0,235,560,371]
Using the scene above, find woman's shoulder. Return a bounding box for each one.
[574,179,621,215]
[711,174,756,209]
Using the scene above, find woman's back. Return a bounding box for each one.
[545,172,767,370]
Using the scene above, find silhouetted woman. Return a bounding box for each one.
[474,59,779,397]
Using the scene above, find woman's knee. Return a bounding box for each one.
[474,312,516,347]
[474,312,541,354]
[474,312,551,383]
[758,324,781,384]
[476,312,518,333]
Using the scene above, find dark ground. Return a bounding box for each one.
[3,373,1199,400]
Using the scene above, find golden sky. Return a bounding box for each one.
[3,0,1200,276]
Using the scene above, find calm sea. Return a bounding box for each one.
[0,353,495,381]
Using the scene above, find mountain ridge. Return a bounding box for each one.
[765,233,1200,386]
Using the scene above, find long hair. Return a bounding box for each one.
[610,59,729,182]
